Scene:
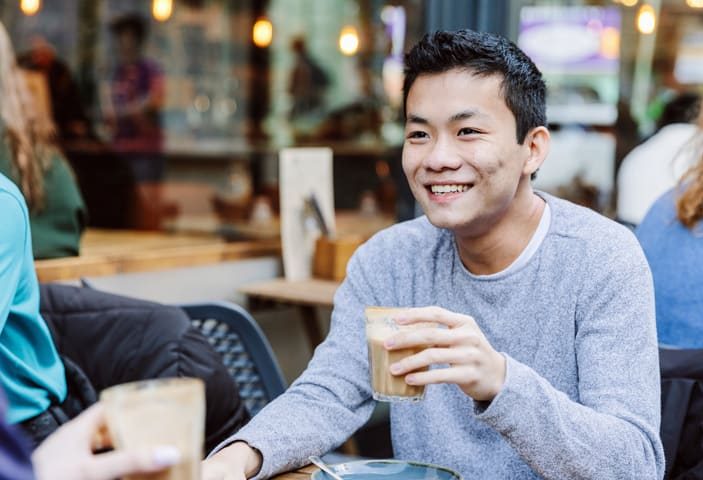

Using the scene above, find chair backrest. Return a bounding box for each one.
[179,301,286,416]
[659,347,703,479]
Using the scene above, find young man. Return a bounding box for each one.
[203,30,664,479]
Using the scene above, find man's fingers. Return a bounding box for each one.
[403,365,475,387]
[87,446,181,480]
[396,306,471,328]
[386,326,478,350]
[390,347,470,375]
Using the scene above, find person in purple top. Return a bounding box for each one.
[105,13,167,229]
[107,13,164,161]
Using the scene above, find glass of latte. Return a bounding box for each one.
[100,377,205,480]
[365,307,435,402]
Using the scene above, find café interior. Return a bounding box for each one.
[2,0,703,476]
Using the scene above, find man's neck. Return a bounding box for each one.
[455,189,546,276]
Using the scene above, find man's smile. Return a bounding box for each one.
[428,184,472,195]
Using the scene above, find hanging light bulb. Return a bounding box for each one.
[636,4,656,34]
[252,17,273,48]
[687,0,703,8]
[339,26,359,56]
[20,0,40,16]
[152,0,173,22]
[621,0,638,6]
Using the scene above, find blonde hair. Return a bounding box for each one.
[0,21,56,211]
[676,148,703,229]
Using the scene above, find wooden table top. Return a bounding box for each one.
[35,229,281,282]
[272,464,318,479]
[239,278,340,308]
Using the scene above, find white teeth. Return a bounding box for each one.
[430,184,470,194]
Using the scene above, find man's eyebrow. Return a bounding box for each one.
[449,109,486,122]
[406,114,428,124]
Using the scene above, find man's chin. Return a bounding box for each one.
[423,212,467,231]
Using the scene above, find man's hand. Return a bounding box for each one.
[386,306,506,401]
[202,442,262,480]
[32,403,181,480]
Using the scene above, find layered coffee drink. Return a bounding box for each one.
[365,307,434,402]
[100,378,205,480]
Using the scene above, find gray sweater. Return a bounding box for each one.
[221,193,664,479]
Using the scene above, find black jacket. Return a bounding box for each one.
[660,347,703,479]
[39,283,249,453]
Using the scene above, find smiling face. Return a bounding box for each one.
[402,68,545,239]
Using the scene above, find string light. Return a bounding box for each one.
[339,26,359,56]
[152,0,173,22]
[20,0,40,16]
[636,4,656,34]
[252,18,273,48]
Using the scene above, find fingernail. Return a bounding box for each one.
[152,446,181,467]
[384,339,395,348]
[390,363,401,374]
[406,375,416,384]
[395,316,408,324]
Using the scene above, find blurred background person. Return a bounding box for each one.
[287,36,329,122]
[0,21,86,259]
[104,13,168,230]
[617,91,701,227]
[17,35,93,144]
[636,118,703,348]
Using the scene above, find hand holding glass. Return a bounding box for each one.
[366,307,436,402]
[100,378,205,480]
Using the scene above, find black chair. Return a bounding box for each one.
[180,301,287,416]
[659,347,703,479]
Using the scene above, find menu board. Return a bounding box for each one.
[279,147,335,281]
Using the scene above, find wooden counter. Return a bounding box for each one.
[35,229,281,282]
[272,464,317,479]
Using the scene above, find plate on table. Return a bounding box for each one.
[310,459,463,480]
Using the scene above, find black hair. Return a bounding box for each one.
[656,92,701,131]
[110,13,148,46]
[403,29,547,145]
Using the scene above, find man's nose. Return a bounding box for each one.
[423,135,462,171]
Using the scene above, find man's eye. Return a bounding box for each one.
[458,127,477,136]
[406,131,428,140]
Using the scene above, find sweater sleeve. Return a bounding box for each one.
[475,235,665,479]
[208,247,382,479]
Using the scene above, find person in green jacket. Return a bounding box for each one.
[0,22,85,260]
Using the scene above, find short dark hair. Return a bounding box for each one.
[656,92,701,131]
[403,30,547,145]
[110,13,148,46]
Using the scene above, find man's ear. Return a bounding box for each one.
[522,126,550,177]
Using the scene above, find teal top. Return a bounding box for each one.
[0,141,86,260]
[0,173,66,424]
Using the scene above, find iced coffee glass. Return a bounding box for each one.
[366,307,434,402]
[100,377,205,480]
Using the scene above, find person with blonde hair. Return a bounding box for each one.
[0,21,85,259]
[636,124,703,348]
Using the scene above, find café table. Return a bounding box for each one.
[272,464,318,479]
[34,228,280,282]
[239,277,340,351]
